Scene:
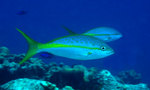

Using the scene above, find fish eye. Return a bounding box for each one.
[100,46,106,51]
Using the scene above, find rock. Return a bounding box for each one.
[61,86,74,90]
[94,70,149,90]
[0,46,149,90]
[117,70,141,84]
[0,51,49,85]
[0,47,9,55]
[0,78,76,90]
[0,78,59,90]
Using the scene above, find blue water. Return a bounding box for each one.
[0,0,150,84]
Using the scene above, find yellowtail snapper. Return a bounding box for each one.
[16,28,114,64]
[62,26,122,42]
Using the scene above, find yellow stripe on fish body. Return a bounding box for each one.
[62,26,122,42]
[83,27,122,42]
[16,28,114,64]
[38,35,114,60]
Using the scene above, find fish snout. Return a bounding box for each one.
[107,49,114,55]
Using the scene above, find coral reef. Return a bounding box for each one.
[117,70,141,84]
[44,63,98,89]
[0,46,149,90]
[0,78,58,90]
[93,70,148,90]
[0,78,74,90]
[0,47,49,84]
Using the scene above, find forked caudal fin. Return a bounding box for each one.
[16,28,41,64]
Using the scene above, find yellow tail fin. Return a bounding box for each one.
[16,28,40,64]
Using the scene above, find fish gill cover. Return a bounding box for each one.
[0,0,150,90]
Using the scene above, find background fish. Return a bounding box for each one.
[39,52,54,58]
[83,27,122,42]
[16,28,114,64]
[16,10,27,15]
[63,26,122,42]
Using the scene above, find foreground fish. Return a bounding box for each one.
[63,26,122,42]
[16,28,114,64]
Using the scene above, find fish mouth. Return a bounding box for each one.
[107,50,114,55]
[117,33,123,38]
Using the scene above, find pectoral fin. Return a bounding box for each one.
[81,52,92,56]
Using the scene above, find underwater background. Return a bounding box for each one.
[0,0,150,89]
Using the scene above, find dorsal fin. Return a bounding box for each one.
[62,25,76,35]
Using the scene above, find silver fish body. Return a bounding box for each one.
[39,35,114,60]
[83,27,122,42]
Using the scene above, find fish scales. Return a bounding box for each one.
[16,28,114,64]
[48,35,101,48]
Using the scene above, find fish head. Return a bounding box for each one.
[95,43,114,59]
